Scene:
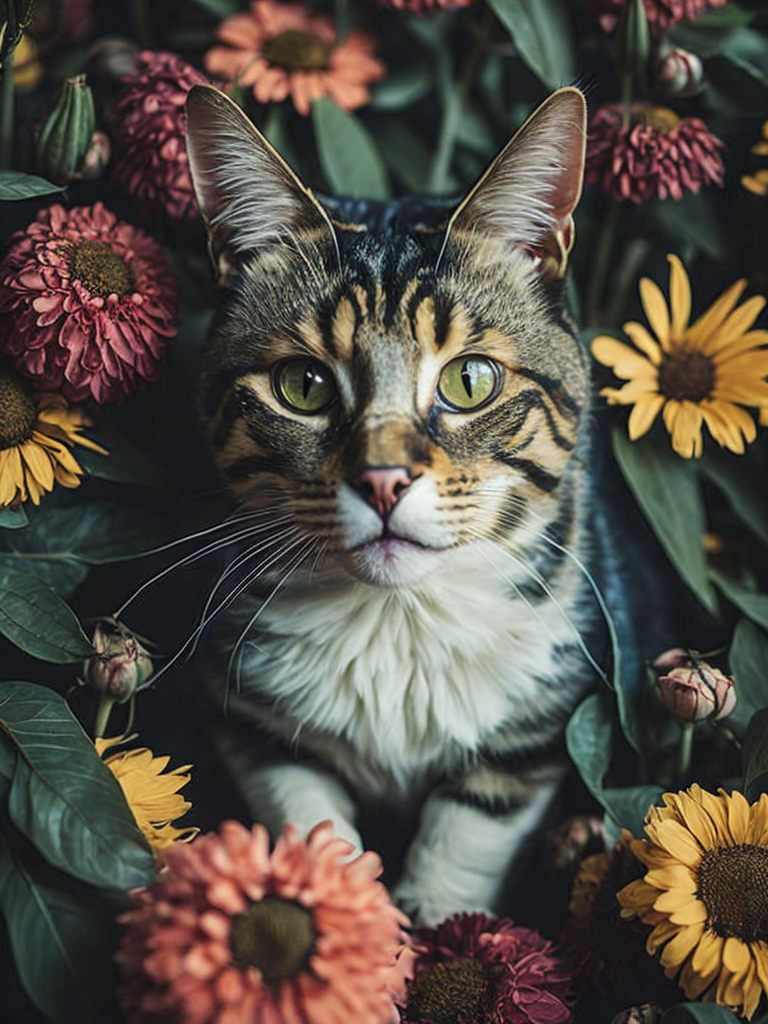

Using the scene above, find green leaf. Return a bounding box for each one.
[0,566,93,662]
[647,193,725,261]
[727,618,768,740]
[566,691,614,800]
[712,571,768,633]
[0,823,123,1022]
[612,429,716,612]
[662,1001,743,1024]
[704,52,768,115]
[0,681,154,889]
[312,98,390,199]
[0,505,28,530]
[370,67,433,111]
[485,0,575,89]
[0,552,87,601]
[669,4,755,58]
[0,171,64,200]
[74,426,170,490]
[601,784,663,837]
[700,446,768,547]
[744,707,768,799]
[376,121,434,193]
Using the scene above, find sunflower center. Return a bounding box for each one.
[229,897,316,986]
[262,30,333,71]
[698,844,768,943]
[406,957,494,1024]
[657,350,715,403]
[71,240,134,298]
[0,371,36,450]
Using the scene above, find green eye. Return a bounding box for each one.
[437,356,500,411]
[274,359,337,414]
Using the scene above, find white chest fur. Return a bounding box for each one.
[235,541,580,788]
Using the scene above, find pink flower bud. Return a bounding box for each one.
[82,617,153,703]
[610,1004,663,1024]
[657,658,736,724]
[655,47,704,99]
[547,815,607,872]
[76,130,111,180]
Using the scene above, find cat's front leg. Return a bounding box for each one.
[393,760,565,925]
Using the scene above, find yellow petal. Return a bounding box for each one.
[640,275,672,350]
[669,899,709,926]
[644,863,697,892]
[713,295,767,351]
[592,335,658,380]
[649,817,704,866]
[623,320,664,365]
[664,400,704,458]
[726,788,750,844]
[0,449,21,507]
[668,254,692,341]
[628,394,666,440]
[723,936,752,974]
[692,930,725,976]
[701,401,756,454]
[654,887,696,914]
[674,789,722,850]
[747,793,768,845]
[18,439,55,492]
[660,922,705,969]
[688,279,748,351]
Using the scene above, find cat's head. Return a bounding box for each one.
[185,85,588,587]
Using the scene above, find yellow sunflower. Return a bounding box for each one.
[742,120,768,197]
[591,254,768,458]
[618,784,768,1020]
[0,370,108,508]
[95,736,199,853]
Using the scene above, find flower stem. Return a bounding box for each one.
[586,198,622,324]
[94,695,115,739]
[0,53,15,171]
[677,722,694,780]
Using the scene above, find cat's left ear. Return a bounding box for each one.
[443,87,587,279]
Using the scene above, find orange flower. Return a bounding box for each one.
[204,0,385,116]
[116,820,411,1024]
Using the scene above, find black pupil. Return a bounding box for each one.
[303,363,324,399]
[461,361,474,398]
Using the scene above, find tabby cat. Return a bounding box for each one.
[185,82,599,925]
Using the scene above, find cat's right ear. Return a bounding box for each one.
[185,84,338,284]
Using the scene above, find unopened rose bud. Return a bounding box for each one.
[82,617,153,704]
[36,74,96,184]
[547,815,607,872]
[610,1004,663,1024]
[655,47,704,99]
[657,658,736,724]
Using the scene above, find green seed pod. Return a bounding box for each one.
[36,74,96,184]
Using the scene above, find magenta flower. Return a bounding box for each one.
[586,103,725,204]
[401,912,576,1024]
[588,0,727,34]
[371,0,474,15]
[111,50,212,222]
[0,202,178,405]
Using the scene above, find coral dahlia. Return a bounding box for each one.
[0,202,178,405]
[586,103,725,204]
[116,820,410,1024]
[111,50,212,222]
[401,912,575,1024]
[204,0,385,117]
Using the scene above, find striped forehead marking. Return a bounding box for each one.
[331,297,357,361]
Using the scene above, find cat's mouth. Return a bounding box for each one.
[342,530,449,586]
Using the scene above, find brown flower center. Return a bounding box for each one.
[698,844,768,943]
[632,104,681,133]
[229,897,316,986]
[0,371,36,450]
[262,30,333,71]
[657,350,715,403]
[71,240,134,298]
[406,957,494,1024]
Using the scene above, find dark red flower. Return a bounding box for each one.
[0,202,178,404]
[585,103,725,204]
[371,0,474,15]
[400,912,576,1024]
[588,0,727,34]
[111,50,212,222]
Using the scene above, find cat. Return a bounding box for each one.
[184,82,601,925]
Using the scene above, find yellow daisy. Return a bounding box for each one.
[0,369,108,508]
[618,784,768,1020]
[742,120,768,197]
[591,254,768,458]
[95,736,199,853]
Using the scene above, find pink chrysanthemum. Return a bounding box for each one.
[204,0,385,117]
[586,103,725,204]
[116,820,411,1024]
[111,51,212,222]
[0,202,178,405]
[371,0,474,16]
[588,0,727,34]
[400,912,576,1024]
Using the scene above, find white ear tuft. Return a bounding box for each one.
[444,87,587,278]
[185,85,337,283]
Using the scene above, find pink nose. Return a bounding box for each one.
[353,466,413,519]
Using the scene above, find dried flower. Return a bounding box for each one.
[618,785,768,1019]
[0,368,107,508]
[111,50,212,222]
[610,1005,663,1024]
[96,735,198,853]
[116,820,410,1024]
[742,121,768,197]
[592,254,768,458]
[586,103,725,204]
[371,0,474,15]
[204,0,385,117]
[655,47,704,99]
[589,0,727,34]
[401,912,576,1024]
[0,202,178,405]
[82,617,153,704]
[656,652,735,723]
